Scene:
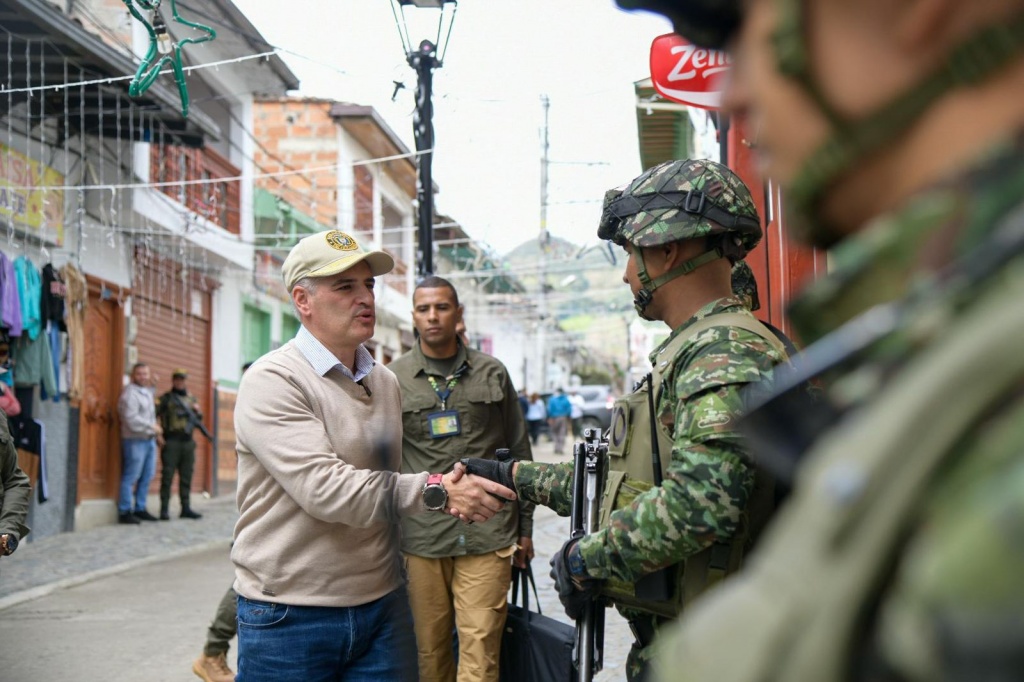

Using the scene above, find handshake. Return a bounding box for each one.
[441,453,518,524]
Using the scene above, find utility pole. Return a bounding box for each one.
[538,94,551,392]
[410,39,438,278]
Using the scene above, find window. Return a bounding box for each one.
[242,304,272,364]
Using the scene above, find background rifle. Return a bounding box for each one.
[570,428,607,681]
[170,392,212,441]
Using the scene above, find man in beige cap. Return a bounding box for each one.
[232,230,516,682]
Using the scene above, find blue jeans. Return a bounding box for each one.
[118,437,156,513]
[237,588,417,682]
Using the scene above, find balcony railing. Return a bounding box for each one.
[150,144,241,235]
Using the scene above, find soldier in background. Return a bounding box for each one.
[156,369,203,520]
[609,1,1024,681]
[465,159,788,680]
[0,370,30,576]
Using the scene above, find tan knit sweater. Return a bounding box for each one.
[231,340,429,607]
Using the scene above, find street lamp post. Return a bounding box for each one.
[409,38,437,277]
[392,0,458,279]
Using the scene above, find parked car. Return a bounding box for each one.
[575,384,615,432]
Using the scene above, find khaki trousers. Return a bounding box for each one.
[404,550,514,682]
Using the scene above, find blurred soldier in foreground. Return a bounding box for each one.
[612,1,1024,680]
[465,159,787,680]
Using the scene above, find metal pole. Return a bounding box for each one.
[538,94,550,390]
[410,39,437,278]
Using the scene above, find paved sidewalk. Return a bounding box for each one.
[0,437,632,679]
[0,494,239,610]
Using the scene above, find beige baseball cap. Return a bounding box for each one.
[282,230,394,291]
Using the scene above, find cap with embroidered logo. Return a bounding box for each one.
[282,230,394,291]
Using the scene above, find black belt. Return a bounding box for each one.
[165,432,192,442]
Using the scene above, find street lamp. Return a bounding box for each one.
[391,0,458,278]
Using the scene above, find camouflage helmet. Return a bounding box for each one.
[598,158,762,256]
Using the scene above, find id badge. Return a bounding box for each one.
[427,410,462,439]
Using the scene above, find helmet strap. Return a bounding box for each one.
[633,245,726,318]
[774,1,1024,244]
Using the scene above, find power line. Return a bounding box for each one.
[0,50,279,95]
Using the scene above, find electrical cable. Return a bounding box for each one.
[0,50,279,95]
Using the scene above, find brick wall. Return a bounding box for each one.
[253,99,339,227]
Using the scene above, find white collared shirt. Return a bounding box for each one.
[294,326,376,382]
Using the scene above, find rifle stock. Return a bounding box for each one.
[570,428,607,682]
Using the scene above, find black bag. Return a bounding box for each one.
[500,565,576,682]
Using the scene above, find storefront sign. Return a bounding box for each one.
[650,33,731,110]
[0,144,64,245]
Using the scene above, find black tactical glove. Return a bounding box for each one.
[549,539,601,620]
[459,456,515,491]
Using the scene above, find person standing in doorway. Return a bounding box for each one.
[157,369,204,520]
[116,362,161,525]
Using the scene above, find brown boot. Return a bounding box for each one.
[192,652,234,682]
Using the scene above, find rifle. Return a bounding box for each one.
[570,427,607,681]
[170,392,212,441]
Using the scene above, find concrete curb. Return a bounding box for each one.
[0,538,231,612]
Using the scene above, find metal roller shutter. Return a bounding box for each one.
[132,252,214,497]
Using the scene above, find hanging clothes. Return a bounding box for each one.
[11,416,47,503]
[14,256,42,341]
[61,263,87,403]
[40,264,67,332]
[11,332,57,399]
[0,251,22,337]
[40,264,68,401]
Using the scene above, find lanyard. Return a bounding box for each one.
[426,369,462,410]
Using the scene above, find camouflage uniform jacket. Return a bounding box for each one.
[515,296,784,583]
[656,135,1024,682]
[157,390,201,437]
[0,414,30,545]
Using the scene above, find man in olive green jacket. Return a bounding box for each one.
[390,275,534,682]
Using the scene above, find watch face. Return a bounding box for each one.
[3,534,16,554]
[423,485,447,510]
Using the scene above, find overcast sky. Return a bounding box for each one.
[231,0,672,255]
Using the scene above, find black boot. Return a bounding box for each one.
[180,507,203,520]
[159,504,170,521]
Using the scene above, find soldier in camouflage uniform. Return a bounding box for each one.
[466,159,787,681]
[607,2,1024,681]
[156,369,203,520]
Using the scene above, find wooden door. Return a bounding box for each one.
[77,287,124,501]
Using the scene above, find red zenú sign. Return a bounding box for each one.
[649,33,731,110]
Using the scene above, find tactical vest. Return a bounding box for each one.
[160,392,197,435]
[598,312,787,619]
[654,262,1024,681]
